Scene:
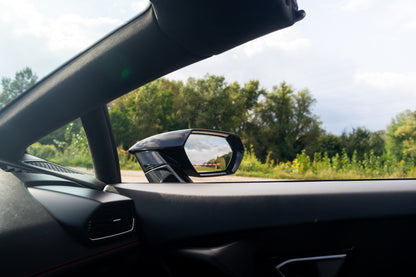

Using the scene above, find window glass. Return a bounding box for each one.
[109,71,416,182]
[26,118,93,174]
[4,1,413,182]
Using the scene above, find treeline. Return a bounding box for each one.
[4,68,416,177]
[108,74,409,165]
[108,75,265,150]
[109,75,323,162]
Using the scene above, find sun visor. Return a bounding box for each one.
[151,0,305,57]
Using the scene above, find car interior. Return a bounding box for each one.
[1,1,416,276]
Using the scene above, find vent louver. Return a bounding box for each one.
[24,161,81,174]
[87,202,135,240]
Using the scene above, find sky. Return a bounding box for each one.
[1,0,415,135]
[185,134,232,166]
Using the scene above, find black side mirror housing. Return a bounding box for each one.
[129,129,244,183]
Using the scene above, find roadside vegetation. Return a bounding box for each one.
[237,148,416,180]
[5,68,416,180]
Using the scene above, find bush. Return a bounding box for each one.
[27,143,57,160]
[117,146,141,170]
[236,147,416,180]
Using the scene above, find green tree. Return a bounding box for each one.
[38,118,83,146]
[109,78,186,148]
[250,82,322,162]
[386,110,416,160]
[108,107,134,149]
[0,67,38,109]
[317,133,343,157]
[108,77,321,163]
[369,130,386,157]
[341,127,385,160]
[178,75,264,133]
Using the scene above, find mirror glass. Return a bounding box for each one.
[185,134,232,173]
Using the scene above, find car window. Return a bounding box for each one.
[109,1,416,183]
[110,53,416,183]
[3,1,416,182]
[26,118,93,175]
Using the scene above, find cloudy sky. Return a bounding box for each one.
[185,134,232,165]
[1,0,415,134]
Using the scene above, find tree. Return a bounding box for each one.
[109,78,186,148]
[108,75,265,149]
[341,127,385,160]
[0,67,38,109]
[178,75,264,133]
[108,77,323,163]
[386,110,416,161]
[39,118,83,146]
[317,133,343,158]
[249,82,322,162]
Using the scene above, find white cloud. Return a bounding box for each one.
[0,0,43,26]
[376,0,416,32]
[242,28,310,57]
[131,1,150,13]
[403,20,416,31]
[355,71,416,91]
[43,15,121,51]
[0,0,122,52]
[340,0,373,12]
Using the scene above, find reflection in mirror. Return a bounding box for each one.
[185,134,232,173]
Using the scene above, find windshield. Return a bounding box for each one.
[0,0,150,111]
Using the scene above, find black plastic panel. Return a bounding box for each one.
[0,170,139,276]
[115,179,416,245]
[28,185,135,242]
[115,179,416,276]
[151,0,304,56]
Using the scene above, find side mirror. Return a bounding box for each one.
[129,129,244,183]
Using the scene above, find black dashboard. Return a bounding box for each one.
[0,169,139,276]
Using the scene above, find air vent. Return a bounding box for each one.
[24,160,81,174]
[29,186,135,244]
[87,202,135,240]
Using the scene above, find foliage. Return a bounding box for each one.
[27,123,93,168]
[179,75,264,132]
[386,110,416,162]
[39,119,83,145]
[27,143,57,160]
[109,78,187,148]
[0,67,38,109]
[204,152,232,171]
[317,134,343,157]
[109,75,265,150]
[10,68,416,179]
[28,123,140,170]
[340,127,385,160]
[117,146,141,170]
[245,82,322,162]
[237,147,416,180]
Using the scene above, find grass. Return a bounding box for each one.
[236,149,416,180]
[27,142,416,180]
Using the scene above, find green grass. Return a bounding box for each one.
[27,142,141,171]
[28,142,416,180]
[236,149,416,180]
